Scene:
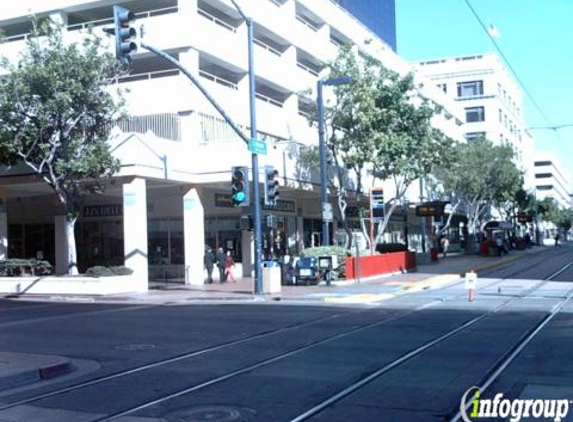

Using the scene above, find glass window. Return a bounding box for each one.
[457,80,483,97]
[465,132,485,141]
[465,106,485,122]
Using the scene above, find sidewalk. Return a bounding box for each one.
[70,245,548,305]
[5,246,548,306]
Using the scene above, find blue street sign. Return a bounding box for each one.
[248,138,267,155]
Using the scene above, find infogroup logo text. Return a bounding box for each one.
[460,387,571,422]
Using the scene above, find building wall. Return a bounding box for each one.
[0,0,465,278]
[414,53,535,189]
[533,152,572,209]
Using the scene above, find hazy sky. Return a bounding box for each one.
[396,0,573,166]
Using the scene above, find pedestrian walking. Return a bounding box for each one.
[224,251,236,283]
[496,236,507,256]
[440,236,450,258]
[216,247,226,283]
[555,233,561,249]
[204,245,215,284]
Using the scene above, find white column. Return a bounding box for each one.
[54,214,68,275]
[241,229,254,277]
[123,178,148,289]
[183,188,205,285]
[0,191,7,260]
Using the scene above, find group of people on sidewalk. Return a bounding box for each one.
[203,246,236,284]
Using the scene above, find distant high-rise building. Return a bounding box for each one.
[414,53,536,189]
[334,0,396,51]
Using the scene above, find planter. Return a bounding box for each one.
[0,274,146,295]
[345,251,416,279]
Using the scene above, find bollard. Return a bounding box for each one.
[465,269,477,302]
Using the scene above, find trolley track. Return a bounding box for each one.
[0,250,570,421]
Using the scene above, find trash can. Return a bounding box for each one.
[430,247,439,261]
[262,260,281,294]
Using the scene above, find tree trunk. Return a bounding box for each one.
[66,216,78,275]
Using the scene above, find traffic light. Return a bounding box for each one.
[113,5,137,65]
[231,167,250,207]
[264,166,279,206]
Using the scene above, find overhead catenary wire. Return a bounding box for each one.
[463,0,565,144]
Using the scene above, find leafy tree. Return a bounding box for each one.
[558,208,573,233]
[432,137,523,252]
[304,46,454,248]
[0,21,122,274]
[537,198,562,226]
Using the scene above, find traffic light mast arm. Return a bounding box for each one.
[139,41,249,145]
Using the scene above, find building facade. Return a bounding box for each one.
[0,0,462,287]
[414,53,536,189]
[533,152,572,209]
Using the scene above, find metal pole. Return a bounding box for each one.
[317,80,330,246]
[140,42,249,145]
[246,19,263,295]
[419,178,426,253]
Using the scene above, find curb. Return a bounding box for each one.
[0,353,73,391]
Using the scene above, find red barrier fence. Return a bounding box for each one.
[345,251,416,279]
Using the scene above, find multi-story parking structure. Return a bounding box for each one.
[533,152,571,209]
[414,53,536,189]
[0,0,463,288]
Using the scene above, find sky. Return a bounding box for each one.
[395,0,573,167]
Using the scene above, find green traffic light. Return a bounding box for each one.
[234,191,246,203]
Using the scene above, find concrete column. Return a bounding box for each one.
[123,178,148,286]
[241,229,254,277]
[183,188,204,285]
[296,215,304,253]
[54,214,68,275]
[0,190,7,260]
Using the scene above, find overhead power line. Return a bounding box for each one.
[527,124,573,131]
[463,0,563,142]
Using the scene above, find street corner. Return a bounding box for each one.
[0,352,73,392]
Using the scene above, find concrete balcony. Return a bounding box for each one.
[291,64,318,93]
[253,43,296,92]
[290,19,330,63]
[191,9,246,70]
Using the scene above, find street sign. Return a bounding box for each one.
[248,138,267,155]
[415,201,448,217]
[371,188,384,221]
[322,202,333,222]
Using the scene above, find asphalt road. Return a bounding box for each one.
[0,246,572,422]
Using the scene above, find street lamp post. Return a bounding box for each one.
[317,76,352,246]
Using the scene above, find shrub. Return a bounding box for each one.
[0,259,53,277]
[86,266,115,277]
[86,265,133,277]
[109,266,133,276]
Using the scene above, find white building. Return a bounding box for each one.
[0,0,463,288]
[413,53,536,189]
[533,152,571,209]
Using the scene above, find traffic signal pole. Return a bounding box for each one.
[245,17,264,296]
[139,40,263,294]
